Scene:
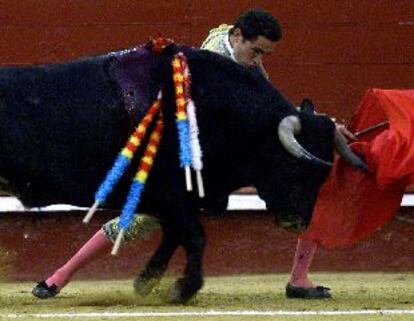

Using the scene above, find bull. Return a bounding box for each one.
[0,42,366,303]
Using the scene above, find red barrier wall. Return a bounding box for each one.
[1,210,414,281]
[0,1,413,120]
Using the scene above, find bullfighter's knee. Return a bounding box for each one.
[102,214,160,243]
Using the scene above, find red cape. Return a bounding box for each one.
[302,89,414,248]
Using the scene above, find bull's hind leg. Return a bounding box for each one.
[134,226,179,296]
[167,216,206,304]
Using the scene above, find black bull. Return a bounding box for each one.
[0,43,365,303]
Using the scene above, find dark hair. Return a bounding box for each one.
[231,9,282,42]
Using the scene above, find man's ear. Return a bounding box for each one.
[299,98,316,114]
[231,28,243,43]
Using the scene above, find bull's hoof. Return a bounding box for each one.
[133,275,162,297]
[32,281,60,299]
[167,277,203,304]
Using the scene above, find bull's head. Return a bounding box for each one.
[256,100,367,231]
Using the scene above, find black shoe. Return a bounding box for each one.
[32,281,60,299]
[285,283,331,299]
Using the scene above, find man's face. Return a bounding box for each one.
[232,28,276,68]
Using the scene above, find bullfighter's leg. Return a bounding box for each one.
[167,214,206,304]
[286,237,331,299]
[134,225,179,296]
[32,214,160,299]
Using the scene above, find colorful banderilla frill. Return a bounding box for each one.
[82,93,162,223]
[178,53,205,197]
[111,115,164,255]
[83,50,205,254]
[172,53,205,196]
[172,54,192,191]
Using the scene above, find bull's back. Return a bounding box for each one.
[0,55,129,207]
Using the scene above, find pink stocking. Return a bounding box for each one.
[45,229,111,289]
[288,237,317,288]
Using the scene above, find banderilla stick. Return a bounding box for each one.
[354,121,389,139]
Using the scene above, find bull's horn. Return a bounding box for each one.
[334,129,368,172]
[278,115,333,167]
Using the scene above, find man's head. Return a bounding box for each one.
[229,9,281,68]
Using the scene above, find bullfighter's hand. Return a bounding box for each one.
[336,124,357,142]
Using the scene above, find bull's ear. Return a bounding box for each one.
[299,98,315,114]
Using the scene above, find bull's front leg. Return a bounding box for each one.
[134,225,179,296]
[167,214,206,304]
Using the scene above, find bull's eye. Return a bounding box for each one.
[26,97,40,105]
[124,90,134,98]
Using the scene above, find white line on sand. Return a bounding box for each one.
[3,309,414,318]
